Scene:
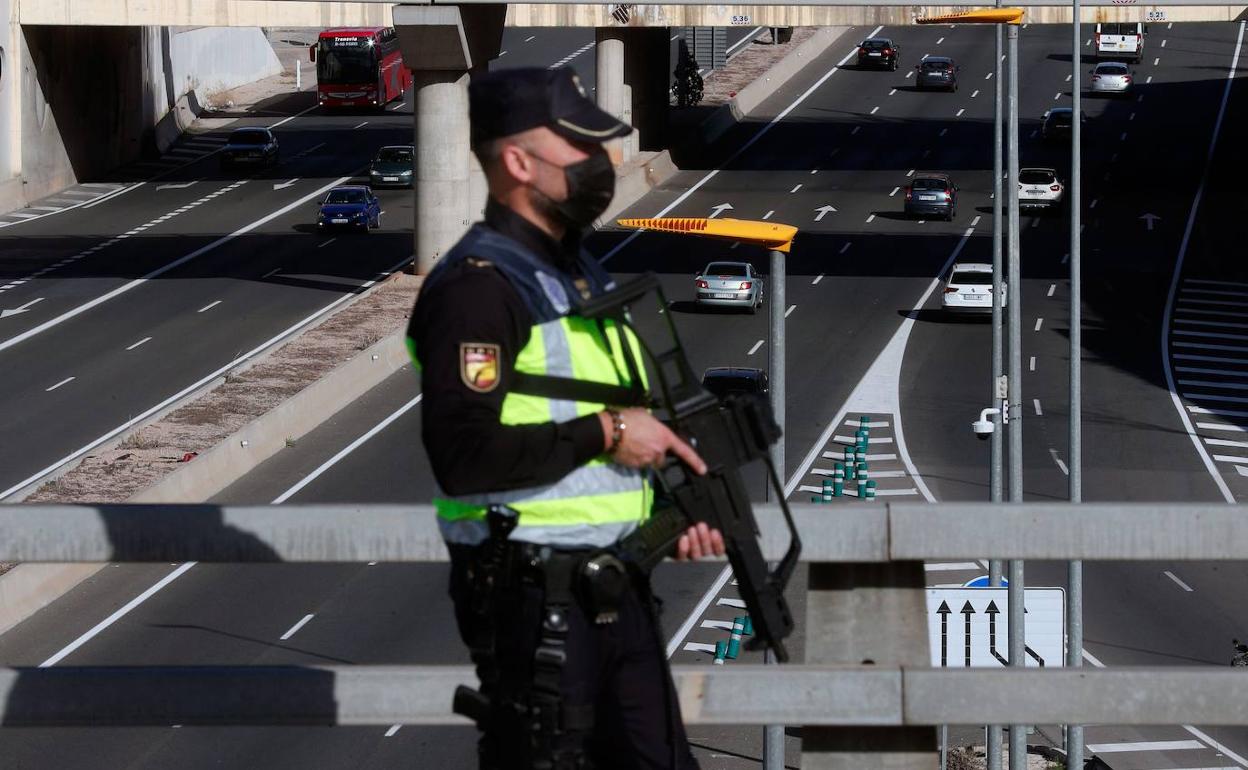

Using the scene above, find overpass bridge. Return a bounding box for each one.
[2,0,1246,266]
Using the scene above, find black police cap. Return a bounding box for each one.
[469,66,632,145]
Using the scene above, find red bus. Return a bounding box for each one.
[310,27,412,109]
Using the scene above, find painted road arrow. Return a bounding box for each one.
[1140,213,1161,231]
[960,601,975,667]
[274,179,300,191]
[985,601,1010,665]
[814,205,838,222]
[156,181,196,191]
[709,203,734,219]
[0,297,44,319]
[936,601,952,667]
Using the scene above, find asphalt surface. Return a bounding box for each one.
[3,19,1248,770]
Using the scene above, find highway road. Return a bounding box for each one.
[2,19,1247,770]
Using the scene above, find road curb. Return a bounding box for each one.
[0,563,107,639]
[130,329,412,503]
[699,26,851,148]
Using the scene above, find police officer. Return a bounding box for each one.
[407,66,725,769]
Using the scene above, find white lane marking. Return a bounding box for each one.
[747,339,765,356]
[971,89,979,98]
[851,125,861,136]
[790,184,802,193]
[937,36,945,44]
[761,210,774,220]
[840,242,852,254]
[1120,131,1128,142]
[1034,317,1043,332]
[261,268,282,279]
[716,598,747,609]
[955,108,965,117]
[1049,448,1070,476]
[870,106,880,115]
[353,121,368,129]
[40,562,197,667]
[1147,75,1154,84]
[1214,454,1248,463]
[1090,198,1099,209]
[272,395,423,504]
[317,238,337,249]
[1184,727,1248,770]
[1029,356,1036,372]
[970,215,981,226]
[938,128,948,137]
[497,50,508,57]
[1180,367,1248,378]
[126,336,152,351]
[1047,284,1056,297]
[812,273,824,285]
[197,300,222,313]
[0,184,138,228]
[726,27,765,58]
[0,175,355,356]
[0,252,412,501]
[1198,419,1247,430]
[985,72,993,80]
[785,304,796,318]
[907,169,916,177]
[384,725,402,737]
[602,26,887,266]
[665,567,734,658]
[280,613,315,640]
[45,377,75,392]
[269,102,322,130]
[866,214,876,223]
[1165,571,1195,593]
[1033,399,1043,416]
[906,70,914,79]
[890,186,900,197]
[1086,741,1204,753]
[1154,57,1161,66]
[925,562,981,572]
[889,88,898,96]
[1129,112,1136,121]
[1054,91,1062,101]
[1065,74,1072,83]
[1205,437,1248,449]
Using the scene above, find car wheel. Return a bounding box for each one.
[890,60,898,72]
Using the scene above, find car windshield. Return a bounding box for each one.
[325,189,366,204]
[230,130,268,145]
[376,148,413,163]
[705,263,748,276]
[951,271,992,286]
[922,61,950,71]
[862,40,889,50]
[1049,111,1072,125]
[1020,170,1055,184]
[912,178,948,191]
[1097,64,1128,75]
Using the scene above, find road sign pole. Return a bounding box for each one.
[987,11,1006,770]
[1067,0,1085,767]
[763,246,786,770]
[1005,22,1028,770]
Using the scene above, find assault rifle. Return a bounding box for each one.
[581,273,801,661]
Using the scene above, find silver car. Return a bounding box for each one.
[695,261,763,312]
[1090,62,1133,95]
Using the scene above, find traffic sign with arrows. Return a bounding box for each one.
[926,588,1064,668]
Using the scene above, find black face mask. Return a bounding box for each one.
[532,151,616,230]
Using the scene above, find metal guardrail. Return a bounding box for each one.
[6,502,1248,562]
[6,501,1248,768]
[4,665,1248,727]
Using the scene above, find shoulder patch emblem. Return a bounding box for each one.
[460,343,501,393]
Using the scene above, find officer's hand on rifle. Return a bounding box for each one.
[675,521,725,561]
[599,408,707,474]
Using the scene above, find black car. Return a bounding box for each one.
[904,173,958,221]
[1040,107,1087,141]
[220,127,279,169]
[857,38,899,71]
[916,56,959,91]
[702,367,769,399]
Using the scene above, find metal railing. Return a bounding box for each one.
[4,502,1248,768]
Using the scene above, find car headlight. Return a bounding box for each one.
[400,170,412,176]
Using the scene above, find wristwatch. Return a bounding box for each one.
[605,408,626,454]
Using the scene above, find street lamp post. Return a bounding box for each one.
[1067,0,1085,766]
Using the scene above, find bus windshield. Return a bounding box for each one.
[317,39,377,84]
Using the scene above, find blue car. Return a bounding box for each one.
[317,186,381,232]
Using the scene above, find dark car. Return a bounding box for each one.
[1040,107,1088,141]
[701,367,769,399]
[316,186,381,232]
[368,145,414,188]
[904,173,958,221]
[220,127,279,169]
[916,56,959,91]
[857,38,899,71]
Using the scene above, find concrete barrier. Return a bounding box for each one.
[0,563,105,638]
[130,330,411,503]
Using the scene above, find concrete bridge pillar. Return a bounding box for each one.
[594,26,669,156]
[0,0,20,210]
[394,4,504,274]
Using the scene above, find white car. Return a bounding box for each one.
[1090,62,1133,95]
[942,263,1007,316]
[1018,168,1064,211]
